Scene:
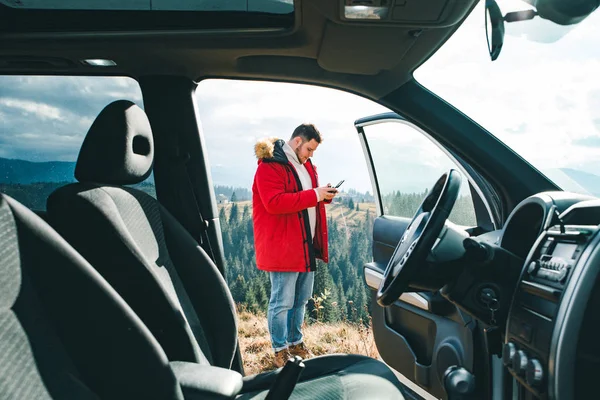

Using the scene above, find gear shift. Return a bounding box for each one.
[444,366,476,400]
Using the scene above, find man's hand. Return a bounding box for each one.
[316,185,338,202]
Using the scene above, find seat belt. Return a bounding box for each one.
[265,356,305,400]
[170,150,217,262]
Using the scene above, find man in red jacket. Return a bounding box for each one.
[252,123,337,368]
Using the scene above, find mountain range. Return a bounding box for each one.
[0,157,76,184]
[2,157,600,198]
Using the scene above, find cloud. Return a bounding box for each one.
[0,75,142,161]
[415,0,600,179]
[196,79,390,192]
[0,98,65,121]
[574,136,600,147]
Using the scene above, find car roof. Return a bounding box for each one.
[0,0,476,99]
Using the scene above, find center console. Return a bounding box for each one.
[503,224,595,398]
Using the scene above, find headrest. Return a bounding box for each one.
[75,100,154,185]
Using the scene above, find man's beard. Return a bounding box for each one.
[294,146,304,163]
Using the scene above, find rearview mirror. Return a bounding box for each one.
[485,0,505,61]
[485,0,540,61]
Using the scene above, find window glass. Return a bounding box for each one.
[362,121,477,226]
[0,75,150,210]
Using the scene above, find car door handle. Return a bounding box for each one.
[363,266,430,311]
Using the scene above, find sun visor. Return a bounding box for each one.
[317,22,419,75]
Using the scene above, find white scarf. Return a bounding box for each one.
[283,142,317,239]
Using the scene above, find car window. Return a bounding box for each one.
[0,75,152,211]
[196,78,390,326]
[361,120,477,227]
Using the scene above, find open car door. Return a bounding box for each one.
[355,113,490,399]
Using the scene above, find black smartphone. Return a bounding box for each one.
[333,180,345,189]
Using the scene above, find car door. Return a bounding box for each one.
[355,112,493,399]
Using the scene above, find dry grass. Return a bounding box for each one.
[237,307,380,375]
[325,202,376,227]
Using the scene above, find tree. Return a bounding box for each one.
[230,275,247,304]
[218,207,228,229]
[251,279,269,314]
[229,202,239,226]
[311,261,341,323]
[213,184,387,324]
[348,198,355,210]
[230,191,237,202]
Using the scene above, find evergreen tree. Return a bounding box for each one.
[245,285,258,313]
[229,202,239,226]
[230,191,238,202]
[336,282,348,321]
[252,278,269,314]
[230,275,247,304]
[210,185,477,325]
[311,261,341,323]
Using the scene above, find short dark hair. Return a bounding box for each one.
[291,123,322,143]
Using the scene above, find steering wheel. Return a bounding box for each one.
[377,170,462,307]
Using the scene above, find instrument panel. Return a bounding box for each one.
[500,195,600,399]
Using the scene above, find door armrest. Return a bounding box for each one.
[364,262,453,315]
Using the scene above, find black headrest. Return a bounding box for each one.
[75,100,154,185]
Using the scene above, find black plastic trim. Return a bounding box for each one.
[0,5,294,34]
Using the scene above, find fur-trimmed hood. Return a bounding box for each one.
[254,137,287,163]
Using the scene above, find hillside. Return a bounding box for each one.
[237,307,379,374]
[4,156,600,197]
[217,198,376,227]
[0,157,76,184]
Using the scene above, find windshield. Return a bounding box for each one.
[416,0,600,197]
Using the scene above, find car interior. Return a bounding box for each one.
[1,0,599,399]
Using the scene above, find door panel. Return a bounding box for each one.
[372,215,409,261]
[366,215,475,399]
[356,113,479,399]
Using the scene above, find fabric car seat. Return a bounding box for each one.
[47,100,406,399]
[0,192,184,400]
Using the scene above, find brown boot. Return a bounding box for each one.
[273,348,292,368]
[289,342,313,359]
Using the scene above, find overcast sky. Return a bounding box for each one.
[1,0,599,194]
[416,0,600,189]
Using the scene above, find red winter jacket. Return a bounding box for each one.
[252,138,329,272]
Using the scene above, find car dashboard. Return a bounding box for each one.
[489,192,600,399]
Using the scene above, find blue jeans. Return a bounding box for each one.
[267,271,315,352]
